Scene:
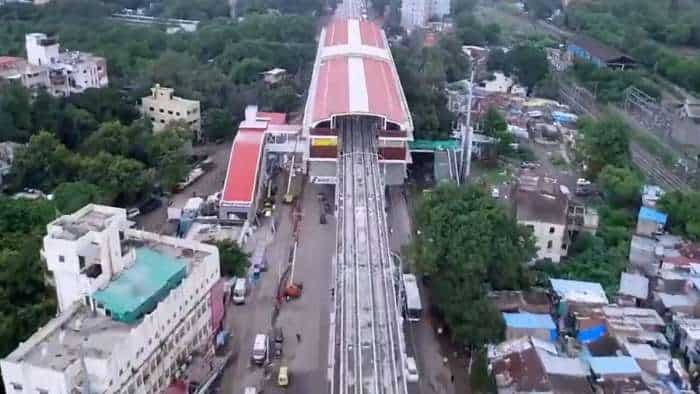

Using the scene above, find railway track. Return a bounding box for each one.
[330,116,408,394]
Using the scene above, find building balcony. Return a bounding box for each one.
[378,147,407,161]
[309,145,338,159]
[310,127,338,136]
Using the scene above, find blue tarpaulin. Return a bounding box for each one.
[638,206,668,225]
[577,324,607,343]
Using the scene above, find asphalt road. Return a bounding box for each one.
[217,181,335,394]
[386,187,460,394]
[137,140,233,233]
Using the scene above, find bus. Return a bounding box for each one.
[402,274,422,322]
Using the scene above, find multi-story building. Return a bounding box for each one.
[1,204,220,394]
[141,84,201,137]
[514,172,570,263]
[400,0,451,32]
[0,56,50,91]
[21,33,109,97]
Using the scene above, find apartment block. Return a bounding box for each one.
[141,84,201,137]
[1,204,220,394]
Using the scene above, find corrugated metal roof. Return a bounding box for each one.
[550,278,609,304]
[588,356,641,376]
[503,312,556,330]
[618,272,649,299]
[638,206,668,225]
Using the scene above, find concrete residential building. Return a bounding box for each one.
[1,204,220,394]
[141,84,201,137]
[514,173,570,263]
[0,56,50,91]
[25,33,109,97]
[400,0,451,32]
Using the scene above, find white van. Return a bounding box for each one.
[243,387,258,394]
[252,334,268,365]
[232,278,246,304]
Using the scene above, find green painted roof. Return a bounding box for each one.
[409,139,460,151]
[93,248,186,323]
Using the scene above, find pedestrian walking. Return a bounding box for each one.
[296,333,302,342]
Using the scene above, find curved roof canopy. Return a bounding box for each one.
[303,19,413,131]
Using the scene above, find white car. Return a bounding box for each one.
[126,208,140,219]
[405,356,419,383]
[491,187,500,199]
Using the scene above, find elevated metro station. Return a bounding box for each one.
[303,19,414,186]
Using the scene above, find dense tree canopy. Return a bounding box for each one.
[409,185,536,346]
[210,239,250,277]
[487,44,550,91]
[659,190,700,241]
[598,165,643,208]
[575,116,631,177]
[564,0,700,95]
[0,198,57,357]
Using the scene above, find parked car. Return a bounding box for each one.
[126,208,140,219]
[138,197,162,215]
[405,357,419,383]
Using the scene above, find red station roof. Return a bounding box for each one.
[221,109,288,206]
[304,19,412,131]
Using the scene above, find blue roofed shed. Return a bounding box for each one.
[503,312,558,342]
[588,356,641,377]
[93,248,187,324]
[637,207,667,237]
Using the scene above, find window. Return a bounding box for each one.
[547,240,553,249]
[58,255,65,263]
[160,119,165,123]
[10,383,22,391]
[37,389,49,394]
[150,117,155,122]
[149,107,154,111]
[78,255,86,269]
[549,227,555,234]
[159,108,164,113]
[168,110,173,115]
[562,243,568,250]
[176,112,180,116]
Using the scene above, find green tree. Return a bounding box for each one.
[80,152,153,204]
[659,190,700,241]
[598,165,642,208]
[409,185,536,346]
[482,107,514,154]
[81,121,132,157]
[12,131,78,192]
[231,58,269,84]
[508,45,550,90]
[576,116,631,177]
[53,182,106,213]
[210,239,250,277]
[203,108,234,141]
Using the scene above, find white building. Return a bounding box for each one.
[400,0,451,32]
[141,84,201,137]
[514,173,570,263]
[1,204,221,394]
[0,56,50,91]
[24,33,109,97]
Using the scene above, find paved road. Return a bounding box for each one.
[217,181,335,394]
[136,141,232,233]
[386,187,461,394]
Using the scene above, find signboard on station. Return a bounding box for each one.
[310,176,337,185]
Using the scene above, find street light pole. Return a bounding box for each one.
[461,68,476,182]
